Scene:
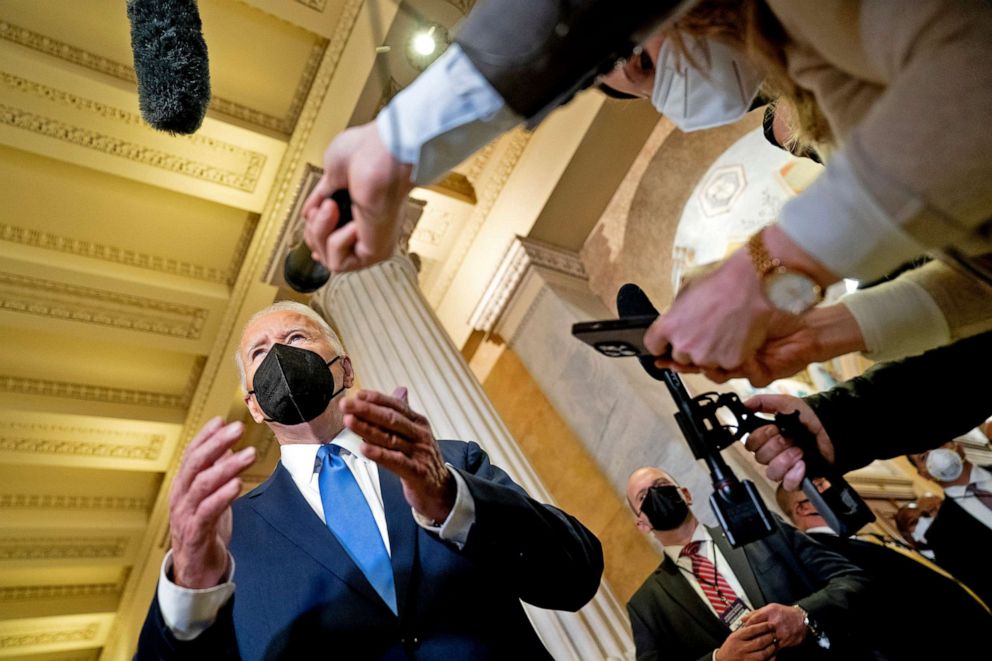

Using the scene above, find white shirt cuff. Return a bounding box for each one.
[778,150,926,282]
[841,278,950,362]
[411,465,476,548]
[376,44,521,185]
[157,549,236,641]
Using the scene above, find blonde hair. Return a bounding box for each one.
[234,301,344,390]
[664,0,833,148]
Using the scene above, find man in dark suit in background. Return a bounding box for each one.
[777,481,990,659]
[907,441,992,607]
[625,466,871,661]
[136,301,603,660]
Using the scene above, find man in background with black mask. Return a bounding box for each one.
[625,467,873,661]
[135,301,603,660]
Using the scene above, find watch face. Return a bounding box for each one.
[765,271,821,314]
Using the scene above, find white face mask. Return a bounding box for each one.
[651,35,764,132]
[925,448,964,483]
[911,515,933,544]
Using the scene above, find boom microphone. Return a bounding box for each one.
[127,0,211,134]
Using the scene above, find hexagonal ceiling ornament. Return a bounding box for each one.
[698,164,747,217]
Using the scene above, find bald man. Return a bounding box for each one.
[625,466,874,660]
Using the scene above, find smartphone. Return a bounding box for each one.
[571,315,656,357]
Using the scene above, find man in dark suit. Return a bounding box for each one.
[136,301,603,660]
[625,466,871,661]
[777,481,990,658]
[907,442,992,607]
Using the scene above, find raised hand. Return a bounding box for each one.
[340,387,455,522]
[169,417,255,588]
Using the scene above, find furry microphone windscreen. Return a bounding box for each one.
[127,0,211,134]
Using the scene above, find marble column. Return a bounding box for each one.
[318,254,633,660]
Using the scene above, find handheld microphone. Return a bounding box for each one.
[616,283,775,547]
[283,190,353,293]
[615,284,874,537]
[127,0,211,134]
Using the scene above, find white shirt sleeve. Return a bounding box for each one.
[375,44,521,185]
[840,277,950,362]
[156,549,236,641]
[411,465,476,548]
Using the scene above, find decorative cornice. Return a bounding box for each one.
[0,357,203,411]
[1,72,266,192]
[0,623,100,649]
[0,420,166,460]
[0,20,324,135]
[0,492,150,512]
[0,220,256,287]
[424,172,477,205]
[0,581,121,601]
[0,537,128,561]
[0,271,208,339]
[428,129,532,304]
[468,236,586,333]
[296,0,328,11]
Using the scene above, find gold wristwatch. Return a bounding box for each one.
[747,229,823,315]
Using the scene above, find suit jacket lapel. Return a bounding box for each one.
[247,463,390,614]
[708,527,767,609]
[378,468,417,618]
[654,557,730,641]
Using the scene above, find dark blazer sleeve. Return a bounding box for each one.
[445,440,604,611]
[805,331,992,472]
[777,524,869,647]
[627,600,714,661]
[454,0,682,119]
[134,588,240,660]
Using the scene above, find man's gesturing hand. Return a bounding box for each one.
[169,417,255,589]
[340,387,455,523]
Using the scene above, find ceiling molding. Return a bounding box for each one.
[0,493,150,513]
[0,537,128,561]
[0,622,100,649]
[1,71,267,192]
[0,421,165,462]
[0,20,326,136]
[0,219,257,287]
[0,356,204,411]
[0,272,209,340]
[0,581,121,602]
[295,0,328,11]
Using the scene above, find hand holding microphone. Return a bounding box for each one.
[301,123,414,274]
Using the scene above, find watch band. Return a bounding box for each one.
[747,228,783,279]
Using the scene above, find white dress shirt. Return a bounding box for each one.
[661,523,754,618]
[944,465,992,531]
[157,428,476,640]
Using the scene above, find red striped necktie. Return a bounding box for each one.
[679,541,740,614]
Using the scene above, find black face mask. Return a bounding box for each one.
[248,344,345,425]
[640,485,690,531]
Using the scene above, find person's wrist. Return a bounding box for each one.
[803,304,868,358]
[413,470,456,524]
[762,225,838,289]
[173,552,227,589]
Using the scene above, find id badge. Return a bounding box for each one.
[719,599,750,631]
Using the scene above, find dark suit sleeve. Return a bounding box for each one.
[805,331,992,473]
[134,588,240,660]
[779,525,869,647]
[454,0,682,119]
[627,601,713,661]
[446,440,604,611]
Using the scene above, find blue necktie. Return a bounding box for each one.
[316,444,397,614]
